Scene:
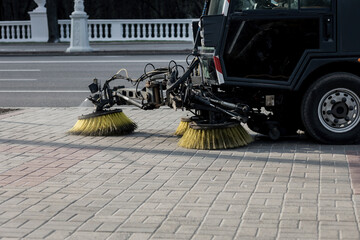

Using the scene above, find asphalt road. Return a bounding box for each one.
[0,54,188,107]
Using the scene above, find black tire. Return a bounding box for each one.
[301,72,360,144]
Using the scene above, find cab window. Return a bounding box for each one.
[300,0,331,8]
[232,0,298,10]
[232,0,331,11]
[208,0,226,15]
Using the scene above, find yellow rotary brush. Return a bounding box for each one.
[174,118,192,136]
[68,109,137,136]
[178,122,253,150]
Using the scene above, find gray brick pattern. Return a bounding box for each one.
[0,107,359,239]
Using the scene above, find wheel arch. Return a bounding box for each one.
[296,61,360,99]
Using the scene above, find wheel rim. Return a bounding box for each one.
[318,88,360,133]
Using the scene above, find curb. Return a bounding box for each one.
[0,49,193,56]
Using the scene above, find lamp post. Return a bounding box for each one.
[66,0,93,52]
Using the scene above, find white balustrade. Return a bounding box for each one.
[61,19,195,42]
[0,19,195,43]
[0,21,32,42]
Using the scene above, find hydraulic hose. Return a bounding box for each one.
[166,58,200,94]
[193,0,210,54]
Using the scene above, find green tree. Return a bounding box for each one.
[0,0,203,21]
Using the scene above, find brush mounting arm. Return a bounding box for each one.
[192,95,249,123]
[114,92,158,110]
[116,93,143,109]
[207,98,250,115]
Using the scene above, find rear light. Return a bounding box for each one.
[213,56,223,74]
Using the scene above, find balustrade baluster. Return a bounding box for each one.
[158,24,162,39]
[153,24,157,39]
[88,24,92,39]
[9,25,13,39]
[143,23,146,38]
[60,24,64,39]
[177,24,181,39]
[125,24,129,39]
[119,23,124,40]
[171,24,175,39]
[136,24,140,39]
[67,24,71,39]
[131,24,135,39]
[27,25,31,39]
[104,24,109,39]
[6,26,11,39]
[20,25,24,39]
[165,24,169,38]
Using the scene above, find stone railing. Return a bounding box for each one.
[59,19,195,42]
[0,19,195,43]
[0,21,32,42]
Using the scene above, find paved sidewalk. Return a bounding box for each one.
[0,42,194,56]
[0,107,360,239]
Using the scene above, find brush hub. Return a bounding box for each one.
[180,118,192,122]
[180,116,201,123]
[190,121,239,130]
[78,109,123,120]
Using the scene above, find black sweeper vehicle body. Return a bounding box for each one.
[86,0,360,144]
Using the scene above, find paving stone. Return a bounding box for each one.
[45,230,73,239]
[0,108,360,239]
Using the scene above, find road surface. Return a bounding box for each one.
[0,54,188,107]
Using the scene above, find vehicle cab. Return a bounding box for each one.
[197,0,360,144]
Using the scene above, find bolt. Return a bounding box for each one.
[334,119,339,124]
[327,110,332,115]
[331,100,336,104]
[342,97,347,102]
[350,106,354,111]
[345,116,350,121]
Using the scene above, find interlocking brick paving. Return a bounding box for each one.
[0,145,100,187]
[347,151,360,194]
[0,108,360,239]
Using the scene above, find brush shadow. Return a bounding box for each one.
[0,133,357,170]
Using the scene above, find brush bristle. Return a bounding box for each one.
[174,118,191,136]
[178,124,252,150]
[68,111,137,136]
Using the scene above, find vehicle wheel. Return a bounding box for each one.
[301,72,360,144]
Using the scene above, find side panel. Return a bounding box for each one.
[337,0,360,52]
[202,15,227,48]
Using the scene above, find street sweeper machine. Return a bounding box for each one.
[69,0,360,150]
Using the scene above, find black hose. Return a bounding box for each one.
[193,0,209,53]
[166,58,200,94]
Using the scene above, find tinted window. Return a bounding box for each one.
[300,0,331,8]
[233,0,299,11]
[232,0,331,11]
[208,0,226,15]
